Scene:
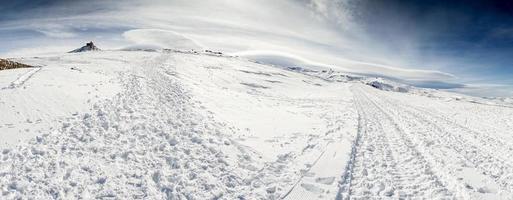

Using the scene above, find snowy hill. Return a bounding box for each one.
[1,50,513,199]
[363,78,410,93]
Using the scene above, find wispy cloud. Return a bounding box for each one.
[0,0,511,96]
[446,83,513,97]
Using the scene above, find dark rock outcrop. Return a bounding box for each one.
[69,41,101,53]
[0,59,32,70]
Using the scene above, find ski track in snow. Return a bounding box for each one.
[1,67,41,90]
[1,50,513,199]
[345,85,513,199]
[341,86,453,199]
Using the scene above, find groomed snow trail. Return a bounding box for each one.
[344,84,513,199]
[339,85,454,199]
[0,53,268,199]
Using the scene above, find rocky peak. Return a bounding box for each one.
[69,41,101,53]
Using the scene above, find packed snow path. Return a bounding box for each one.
[343,85,513,199]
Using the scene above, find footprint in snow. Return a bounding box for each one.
[300,183,324,193]
[315,177,335,185]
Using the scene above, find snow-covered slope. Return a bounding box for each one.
[0,53,122,146]
[362,78,410,93]
[1,50,512,199]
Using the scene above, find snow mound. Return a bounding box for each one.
[311,69,363,82]
[123,29,204,51]
[485,97,513,105]
[232,51,365,83]
[364,78,410,93]
[69,42,101,53]
[119,44,161,52]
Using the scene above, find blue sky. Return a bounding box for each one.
[0,0,512,97]
[348,0,513,96]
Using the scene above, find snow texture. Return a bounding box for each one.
[1,50,513,199]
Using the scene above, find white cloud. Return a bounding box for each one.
[0,45,74,57]
[33,24,77,38]
[0,0,457,82]
[446,84,513,97]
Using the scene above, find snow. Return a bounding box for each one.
[1,50,513,199]
[363,78,410,93]
[0,53,122,147]
[172,52,358,199]
[3,67,41,89]
[0,68,34,88]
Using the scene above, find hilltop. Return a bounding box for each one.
[69,41,101,53]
